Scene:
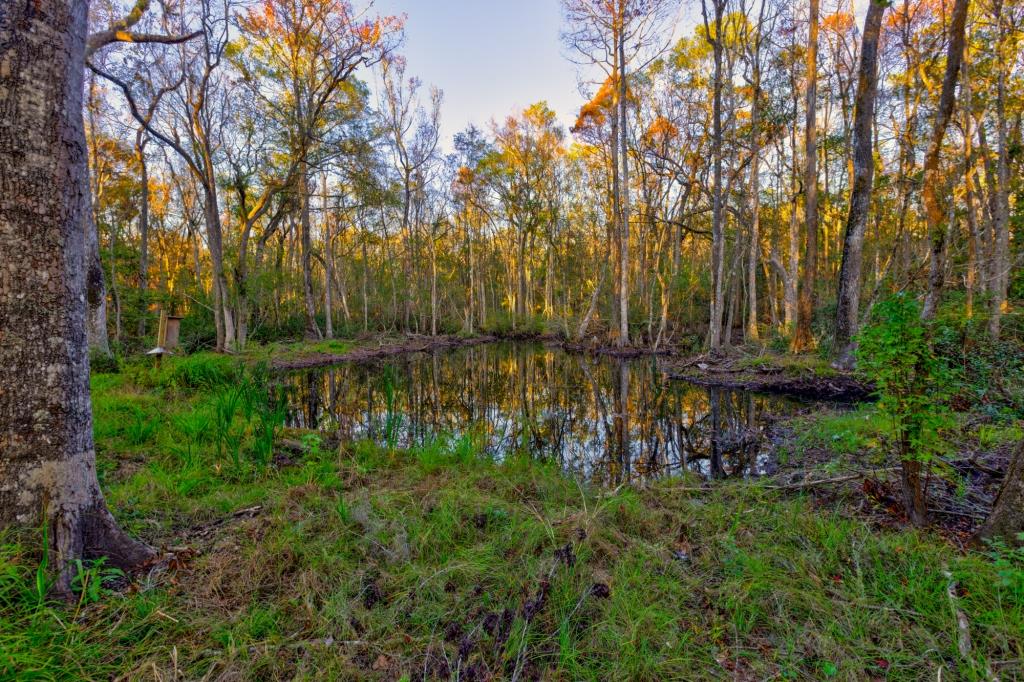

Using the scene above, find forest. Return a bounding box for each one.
[1,0,1024,679]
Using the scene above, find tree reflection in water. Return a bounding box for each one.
[282,342,806,484]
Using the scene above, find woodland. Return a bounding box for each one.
[1,0,1024,678]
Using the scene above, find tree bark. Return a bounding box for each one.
[300,169,322,340]
[833,0,885,368]
[0,0,153,594]
[617,18,630,348]
[704,0,727,352]
[988,0,1011,340]
[920,0,969,321]
[792,0,819,352]
[975,441,1024,547]
[136,132,150,338]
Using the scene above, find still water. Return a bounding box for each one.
[282,342,810,485]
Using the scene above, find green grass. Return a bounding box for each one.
[790,404,893,460]
[2,348,1022,680]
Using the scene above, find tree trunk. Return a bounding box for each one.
[920,0,969,321]
[746,64,762,343]
[300,170,322,340]
[988,0,1011,340]
[136,134,150,338]
[792,0,819,352]
[617,22,630,348]
[705,0,726,352]
[0,0,154,594]
[204,185,233,351]
[84,209,112,356]
[975,441,1024,547]
[322,177,334,340]
[833,0,885,368]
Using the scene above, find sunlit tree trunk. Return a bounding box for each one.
[793,0,819,352]
[746,62,762,343]
[617,15,630,347]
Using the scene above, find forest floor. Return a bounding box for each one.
[2,342,1023,680]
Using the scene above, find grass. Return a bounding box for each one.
[788,404,893,460]
[1,349,1023,680]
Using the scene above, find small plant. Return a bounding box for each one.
[213,384,247,470]
[252,387,288,469]
[125,411,157,446]
[984,533,1024,601]
[172,410,211,467]
[857,295,953,525]
[70,558,124,608]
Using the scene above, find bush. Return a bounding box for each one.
[857,294,953,523]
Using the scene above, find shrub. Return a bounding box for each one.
[857,294,953,524]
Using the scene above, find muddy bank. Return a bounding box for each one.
[271,334,497,370]
[661,355,874,401]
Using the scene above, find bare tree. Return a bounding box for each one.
[562,0,678,347]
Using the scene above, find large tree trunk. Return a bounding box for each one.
[920,0,969,321]
[975,441,1024,547]
[0,0,154,594]
[792,0,819,352]
[833,0,885,368]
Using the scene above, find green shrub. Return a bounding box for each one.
[857,295,953,522]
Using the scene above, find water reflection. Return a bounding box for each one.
[282,342,806,484]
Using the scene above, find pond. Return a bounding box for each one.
[281,342,815,485]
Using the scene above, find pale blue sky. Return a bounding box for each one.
[370,0,585,146]
[367,0,871,149]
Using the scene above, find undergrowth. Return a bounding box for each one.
[1,349,1022,680]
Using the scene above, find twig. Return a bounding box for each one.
[765,467,901,490]
[942,567,972,659]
